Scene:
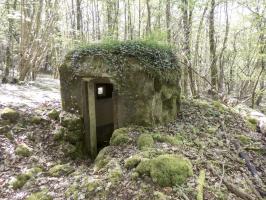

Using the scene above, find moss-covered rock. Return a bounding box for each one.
[53,127,66,141]
[11,167,42,189]
[94,146,111,170]
[11,173,32,189]
[136,154,193,187]
[48,164,74,177]
[135,159,152,175]
[64,129,82,144]
[107,160,123,184]
[60,112,82,131]
[125,155,142,169]
[26,189,52,200]
[154,191,167,200]
[4,131,14,140]
[152,132,182,145]
[110,128,130,146]
[150,155,193,187]
[65,184,79,199]
[48,109,60,120]
[30,116,43,124]
[0,107,19,122]
[137,133,154,150]
[15,143,32,157]
[87,179,101,192]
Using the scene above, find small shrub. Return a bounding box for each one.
[137,133,154,150]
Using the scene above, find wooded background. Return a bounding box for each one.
[0,0,265,107]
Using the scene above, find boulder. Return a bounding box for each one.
[0,108,19,122]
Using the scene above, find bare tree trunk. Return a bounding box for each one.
[193,3,208,93]
[218,1,229,93]
[76,0,82,38]
[209,0,218,94]
[146,0,151,35]
[181,0,197,96]
[138,0,141,38]
[166,0,171,43]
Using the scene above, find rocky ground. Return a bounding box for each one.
[0,78,265,200]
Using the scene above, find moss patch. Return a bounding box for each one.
[15,143,32,157]
[26,189,52,200]
[236,135,252,145]
[30,116,43,124]
[87,179,101,192]
[94,146,111,170]
[125,155,142,169]
[245,117,258,131]
[48,164,74,177]
[11,167,42,189]
[0,107,19,122]
[152,132,182,145]
[137,133,154,150]
[48,109,60,120]
[136,154,193,187]
[110,128,130,146]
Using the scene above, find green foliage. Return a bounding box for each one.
[48,164,74,177]
[136,154,193,187]
[137,133,154,150]
[63,40,179,83]
[110,128,130,146]
[15,144,32,157]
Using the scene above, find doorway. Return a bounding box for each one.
[82,78,116,158]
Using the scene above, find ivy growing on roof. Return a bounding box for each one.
[62,40,180,83]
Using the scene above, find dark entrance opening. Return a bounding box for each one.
[95,83,114,151]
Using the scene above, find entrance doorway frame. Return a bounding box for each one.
[81,77,118,158]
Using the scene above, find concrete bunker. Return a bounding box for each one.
[59,41,181,158]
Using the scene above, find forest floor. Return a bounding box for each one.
[0,76,265,200]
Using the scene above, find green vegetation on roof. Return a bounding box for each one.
[63,40,180,82]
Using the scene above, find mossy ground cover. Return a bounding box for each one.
[1,98,265,199]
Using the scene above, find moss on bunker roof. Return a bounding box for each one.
[62,40,180,82]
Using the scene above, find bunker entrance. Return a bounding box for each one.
[95,83,114,150]
[82,78,116,158]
